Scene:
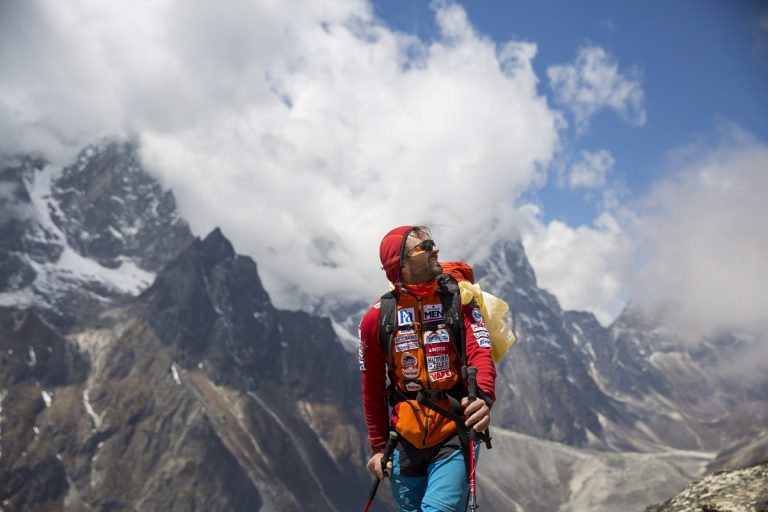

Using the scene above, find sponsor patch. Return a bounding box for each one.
[424,328,450,344]
[477,337,491,348]
[373,302,381,309]
[471,307,484,324]
[405,381,423,392]
[470,325,490,338]
[401,352,418,368]
[402,367,420,379]
[423,303,444,321]
[426,354,449,372]
[429,370,452,382]
[425,343,448,356]
[394,341,419,352]
[395,333,419,343]
[398,308,415,326]
[358,345,366,371]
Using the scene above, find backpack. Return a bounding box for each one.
[376,271,493,460]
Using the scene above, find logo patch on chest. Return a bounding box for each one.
[405,381,423,391]
[423,303,444,321]
[424,328,450,344]
[397,308,415,326]
[426,354,449,371]
[429,370,452,382]
[401,352,418,368]
[395,341,419,352]
[402,367,420,379]
[395,333,418,343]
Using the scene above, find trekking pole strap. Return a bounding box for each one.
[413,390,492,447]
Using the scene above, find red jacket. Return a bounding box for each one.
[359,289,496,452]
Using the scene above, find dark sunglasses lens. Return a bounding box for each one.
[420,240,435,251]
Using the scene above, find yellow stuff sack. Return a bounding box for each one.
[458,281,516,363]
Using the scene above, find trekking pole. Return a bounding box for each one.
[363,431,398,512]
[467,366,479,511]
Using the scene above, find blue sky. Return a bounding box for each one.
[374,0,768,226]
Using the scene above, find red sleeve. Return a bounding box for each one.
[359,303,390,453]
[462,301,497,402]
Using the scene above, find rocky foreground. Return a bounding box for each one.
[646,461,768,512]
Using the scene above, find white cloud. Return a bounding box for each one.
[547,46,645,133]
[0,0,560,309]
[568,149,614,189]
[628,126,768,344]
[520,206,630,325]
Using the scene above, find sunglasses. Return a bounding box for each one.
[407,239,436,256]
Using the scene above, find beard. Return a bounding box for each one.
[429,258,443,278]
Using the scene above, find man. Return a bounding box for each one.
[359,225,496,512]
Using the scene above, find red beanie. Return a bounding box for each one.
[379,225,412,284]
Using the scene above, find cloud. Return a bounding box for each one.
[547,46,645,133]
[628,125,768,345]
[568,149,614,189]
[520,206,630,325]
[0,0,560,309]
[518,122,768,345]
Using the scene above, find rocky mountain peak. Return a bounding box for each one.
[0,139,194,329]
[50,140,193,271]
[141,226,274,375]
[199,227,236,268]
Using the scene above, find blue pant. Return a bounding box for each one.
[389,443,479,512]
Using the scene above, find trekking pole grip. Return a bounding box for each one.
[467,366,478,402]
[467,366,478,441]
[381,431,398,476]
[364,432,398,512]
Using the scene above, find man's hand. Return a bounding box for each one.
[461,396,491,432]
[366,452,393,480]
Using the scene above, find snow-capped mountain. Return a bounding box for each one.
[0,141,193,328]
[1,139,765,511]
[0,143,375,510]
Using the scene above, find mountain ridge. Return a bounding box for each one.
[2,139,766,510]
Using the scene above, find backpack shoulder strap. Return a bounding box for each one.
[437,274,467,374]
[378,291,398,367]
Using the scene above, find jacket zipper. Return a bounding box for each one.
[417,296,431,448]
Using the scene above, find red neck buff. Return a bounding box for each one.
[399,278,438,297]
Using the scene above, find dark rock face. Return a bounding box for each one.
[0,308,89,387]
[469,238,768,458]
[0,228,373,511]
[0,141,378,511]
[645,462,768,512]
[474,240,633,448]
